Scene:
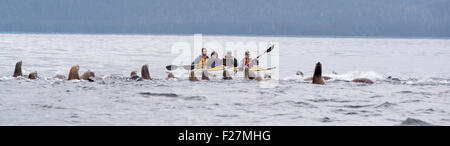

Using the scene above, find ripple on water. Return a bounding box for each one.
[139,92,179,98]
[139,92,206,101]
[342,104,375,109]
[307,98,352,103]
[216,114,239,118]
[399,118,434,126]
[184,96,207,101]
[287,100,317,108]
[374,102,397,109]
[321,117,333,123]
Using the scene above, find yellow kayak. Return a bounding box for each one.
[195,66,275,71]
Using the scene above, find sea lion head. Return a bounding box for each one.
[68,65,80,80]
[312,62,325,85]
[189,71,199,81]
[296,71,304,77]
[81,70,95,81]
[28,71,38,80]
[222,70,232,80]
[130,71,138,77]
[167,73,175,79]
[130,71,142,80]
[201,71,210,80]
[141,64,151,80]
[13,61,23,77]
[313,62,322,77]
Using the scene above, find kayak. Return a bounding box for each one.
[194,66,276,72]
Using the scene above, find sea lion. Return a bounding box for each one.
[296,71,304,77]
[300,68,332,81]
[68,65,80,80]
[81,70,95,81]
[201,71,210,80]
[312,62,325,85]
[222,70,232,80]
[352,78,374,84]
[141,64,152,80]
[264,73,272,79]
[54,74,66,80]
[28,71,38,80]
[130,71,142,81]
[255,76,263,81]
[387,76,401,81]
[189,71,199,81]
[13,61,23,77]
[244,67,257,80]
[304,76,332,81]
[167,73,175,79]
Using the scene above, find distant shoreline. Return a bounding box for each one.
[1,31,449,40]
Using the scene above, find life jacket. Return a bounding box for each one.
[200,56,208,68]
[244,58,250,67]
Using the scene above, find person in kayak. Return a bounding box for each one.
[191,48,209,70]
[206,51,221,69]
[222,51,239,73]
[241,51,259,68]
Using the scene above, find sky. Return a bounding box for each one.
[0,0,449,37]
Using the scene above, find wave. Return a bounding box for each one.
[399,118,434,126]
[139,92,179,97]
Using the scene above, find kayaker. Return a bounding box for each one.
[206,51,221,69]
[222,51,239,72]
[191,48,209,70]
[240,51,258,68]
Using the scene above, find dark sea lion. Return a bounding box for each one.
[68,65,80,80]
[189,71,199,81]
[13,61,23,77]
[130,71,142,80]
[141,64,152,80]
[296,71,304,77]
[201,71,210,80]
[387,76,401,81]
[167,73,175,79]
[81,70,95,81]
[352,78,374,84]
[28,71,38,80]
[312,62,325,85]
[222,70,232,80]
[304,76,332,81]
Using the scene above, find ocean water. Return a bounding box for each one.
[0,33,449,126]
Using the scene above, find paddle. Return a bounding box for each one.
[165,65,195,71]
[166,45,274,71]
[256,44,275,59]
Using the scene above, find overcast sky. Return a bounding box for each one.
[0,0,448,37]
